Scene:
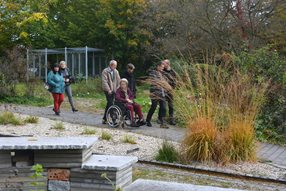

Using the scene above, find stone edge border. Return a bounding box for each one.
[138,159,286,185]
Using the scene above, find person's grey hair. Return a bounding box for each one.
[164,59,170,65]
[120,78,128,84]
[127,63,135,70]
[109,60,117,66]
[60,61,66,65]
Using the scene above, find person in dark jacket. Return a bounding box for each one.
[160,59,177,125]
[121,63,136,97]
[47,63,65,116]
[115,78,145,127]
[59,61,78,112]
[146,61,171,128]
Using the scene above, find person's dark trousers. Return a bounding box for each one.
[146,99,166,123]
[103,92,115,120]
[166,93,174,119]
[65,85,75,110]
[158,93,174,122]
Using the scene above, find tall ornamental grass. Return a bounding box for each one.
[172,56,268,163]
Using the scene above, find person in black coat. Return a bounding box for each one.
[59,61,78,112]
[160,59,177,125]
[146,61,171,128]
[121,63,137,98]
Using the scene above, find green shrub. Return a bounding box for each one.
[101,131,112,141]
[73,78,102,98]
[235,48,286,142]
[0,95,51,107]
[155,140,179,163]
[121,134,137,144]
[30,164,45,190]
[24,116,39,124]
[82,127,96,135]
[0,112,23,125]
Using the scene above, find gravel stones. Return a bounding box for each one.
[0,113,285,181]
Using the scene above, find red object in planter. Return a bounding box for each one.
[48,169,70,181]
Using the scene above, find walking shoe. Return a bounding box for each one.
[146,121,152,127]
[72,108,78,112]
[53,108,60,113]
[156,119,163,124]
[55,112,60,116]
[160,124,169,129]
[138,120,146,126]
[169,118,176,125]
[131,122,140,127]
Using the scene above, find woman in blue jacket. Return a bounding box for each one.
[47,63,65,115]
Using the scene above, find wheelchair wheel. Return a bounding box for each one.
[123,112,132,127]
[123,112,140,127]
[106,105,122,128]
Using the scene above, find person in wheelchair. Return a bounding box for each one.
[115,78,146,127]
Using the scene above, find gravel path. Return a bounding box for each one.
[0,104,186,142]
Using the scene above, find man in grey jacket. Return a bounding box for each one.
[102,60,121,124]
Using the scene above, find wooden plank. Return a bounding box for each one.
[0,151,11,167]
[70,188,96,191]
[0,163,11,168]
[267,147,286,161]
[35,157,83,163]
[69,177,111,185]
[37,162,81,168]
[82,149,93,162]
[275,149,286,163]
[261,145,281,159]
[70,171,116,180]
[70,182,113,190]
[116,167,132,178]
[34,154,82,158]
[35,149,83,154]
[258,143,275,156]
[82,147,93,156]
[0,154,11,159]
[116,171,132,185]
[117,175,132,188]
[0,158,10,163]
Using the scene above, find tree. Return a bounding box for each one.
[0,0,49,52]
[45,0,149,68]
[260,1,286,54]
[141,0,283,58]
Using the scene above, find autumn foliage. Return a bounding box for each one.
[173,57,268,163]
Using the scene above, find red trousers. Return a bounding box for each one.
[52,93,64,112]
[126,103,143,122]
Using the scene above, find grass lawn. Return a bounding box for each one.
[0,79,151,114]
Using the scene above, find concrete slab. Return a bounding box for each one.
[82,155,138,171]
[48,180,70,191]
[0,137,97,150]
[124,179,245,191]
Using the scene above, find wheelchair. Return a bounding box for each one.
[106,101,138,128]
